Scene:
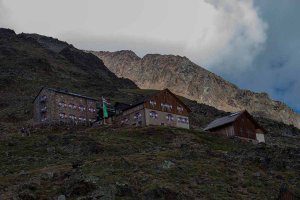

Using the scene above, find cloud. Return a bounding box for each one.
[219,0,300,112]
[65,0,268,72]
[1,0,299,111]
[0,0,10,27]
[187,0,267,71]
[1,0,267,69]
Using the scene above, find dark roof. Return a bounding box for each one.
[121,97,149,112]
[114,102,131,111]
[121,88,192,113]
[33,87,98,102]
[204,111,243,131]
[204,110,266,132]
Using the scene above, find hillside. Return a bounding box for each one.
[118,89,300,148]
[90,50,300,129]
[0,28,137,123]
[0,126,299,199]
[0,27,299,148]
[0,28,299,199]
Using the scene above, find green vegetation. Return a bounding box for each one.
[0,126,299,199]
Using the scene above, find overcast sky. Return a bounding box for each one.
[1,0,299,113]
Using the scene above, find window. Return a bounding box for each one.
[161,103,172,111]
[59,113,66,119]
[69,115,76,120]
[78,116,86,121]
[185,118,189,124]
[149,111,158,119]
[161,103,166,110]
[88,108,96,113]
[166,114,175,121]
[41,106,47,113]
[150,100,157,107]
[41,117,47,122]
[78,105,85,111]
[58,101,68,108]
[177,106,184,113]
[121,118,129,123]
[134,112,142,121]
[40,95,47,102]
[178,117,189,124]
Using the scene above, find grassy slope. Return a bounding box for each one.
[0,29,137,123]
[0,126,299,199]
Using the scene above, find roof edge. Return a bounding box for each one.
[32,87,99,103]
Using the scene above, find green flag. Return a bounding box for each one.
[103,101,108,118]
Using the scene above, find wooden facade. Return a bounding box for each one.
[143,90,190,117]
[115,89,191,129]
[204,110,266,142]
[278,185,296,200]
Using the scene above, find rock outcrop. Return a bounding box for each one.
[90,50,300,128]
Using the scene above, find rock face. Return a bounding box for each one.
[90,50,300,128]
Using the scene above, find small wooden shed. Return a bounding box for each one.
[204,110,266,143]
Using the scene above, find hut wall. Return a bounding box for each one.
[144,90,189,117]
[116,104,146,127]
[33,88,98,125]
[144,108,189,129]
[233,113,257,140]
[212,124,235,137]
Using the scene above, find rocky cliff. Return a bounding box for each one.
[90,50,300,129]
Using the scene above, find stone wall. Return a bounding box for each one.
[33,89,98,125]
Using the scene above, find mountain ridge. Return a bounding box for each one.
[0,28,137,122]
[89,50,300,129]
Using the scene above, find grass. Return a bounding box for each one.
[0,126,298,199]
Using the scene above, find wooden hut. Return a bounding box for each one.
[204,110,266,143]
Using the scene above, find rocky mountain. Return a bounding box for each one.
[90,50,300,129]
[0,28,137,122]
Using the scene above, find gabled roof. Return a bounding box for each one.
[121,88,192,113]
[204,111,243,131]
[204,110,266,132]
[33,87,98,103]
[164,88,192,113]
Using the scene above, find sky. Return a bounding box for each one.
[0,0,299,113]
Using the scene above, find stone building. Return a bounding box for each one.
[114,89,191,129]
[33,87,98,125]
[204,110,266,143]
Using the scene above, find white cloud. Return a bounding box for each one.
[2,0,267,71]
[0,0,11,27]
